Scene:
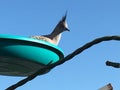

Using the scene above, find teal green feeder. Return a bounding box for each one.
[0,34,64,76]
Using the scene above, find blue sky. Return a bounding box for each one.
[0,0,120,90]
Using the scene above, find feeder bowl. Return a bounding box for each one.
[0,34,64,76]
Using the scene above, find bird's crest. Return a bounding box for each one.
[61,11,67,22]
[59,11,69,31]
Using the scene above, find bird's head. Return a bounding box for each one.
[59,12,70,32]
[49,12,70,45]
[51,12,70,36]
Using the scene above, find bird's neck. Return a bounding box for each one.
[48,33,62,45]
[53,33,62,44]
[51,25,62,36]
[43,29,62,45]
[44,24,63,45]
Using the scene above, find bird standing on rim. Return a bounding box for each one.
[30,13,69,45]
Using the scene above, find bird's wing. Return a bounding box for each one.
[29,36,57,45]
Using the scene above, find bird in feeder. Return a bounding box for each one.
[30,13,69,45]
[0,13,66,76]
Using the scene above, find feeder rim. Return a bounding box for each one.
[0,34,64,58]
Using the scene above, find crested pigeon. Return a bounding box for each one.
[30,13,69,45]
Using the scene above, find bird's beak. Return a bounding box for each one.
[66,28,70,31]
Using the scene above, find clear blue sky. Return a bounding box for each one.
[0,0,120,90]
